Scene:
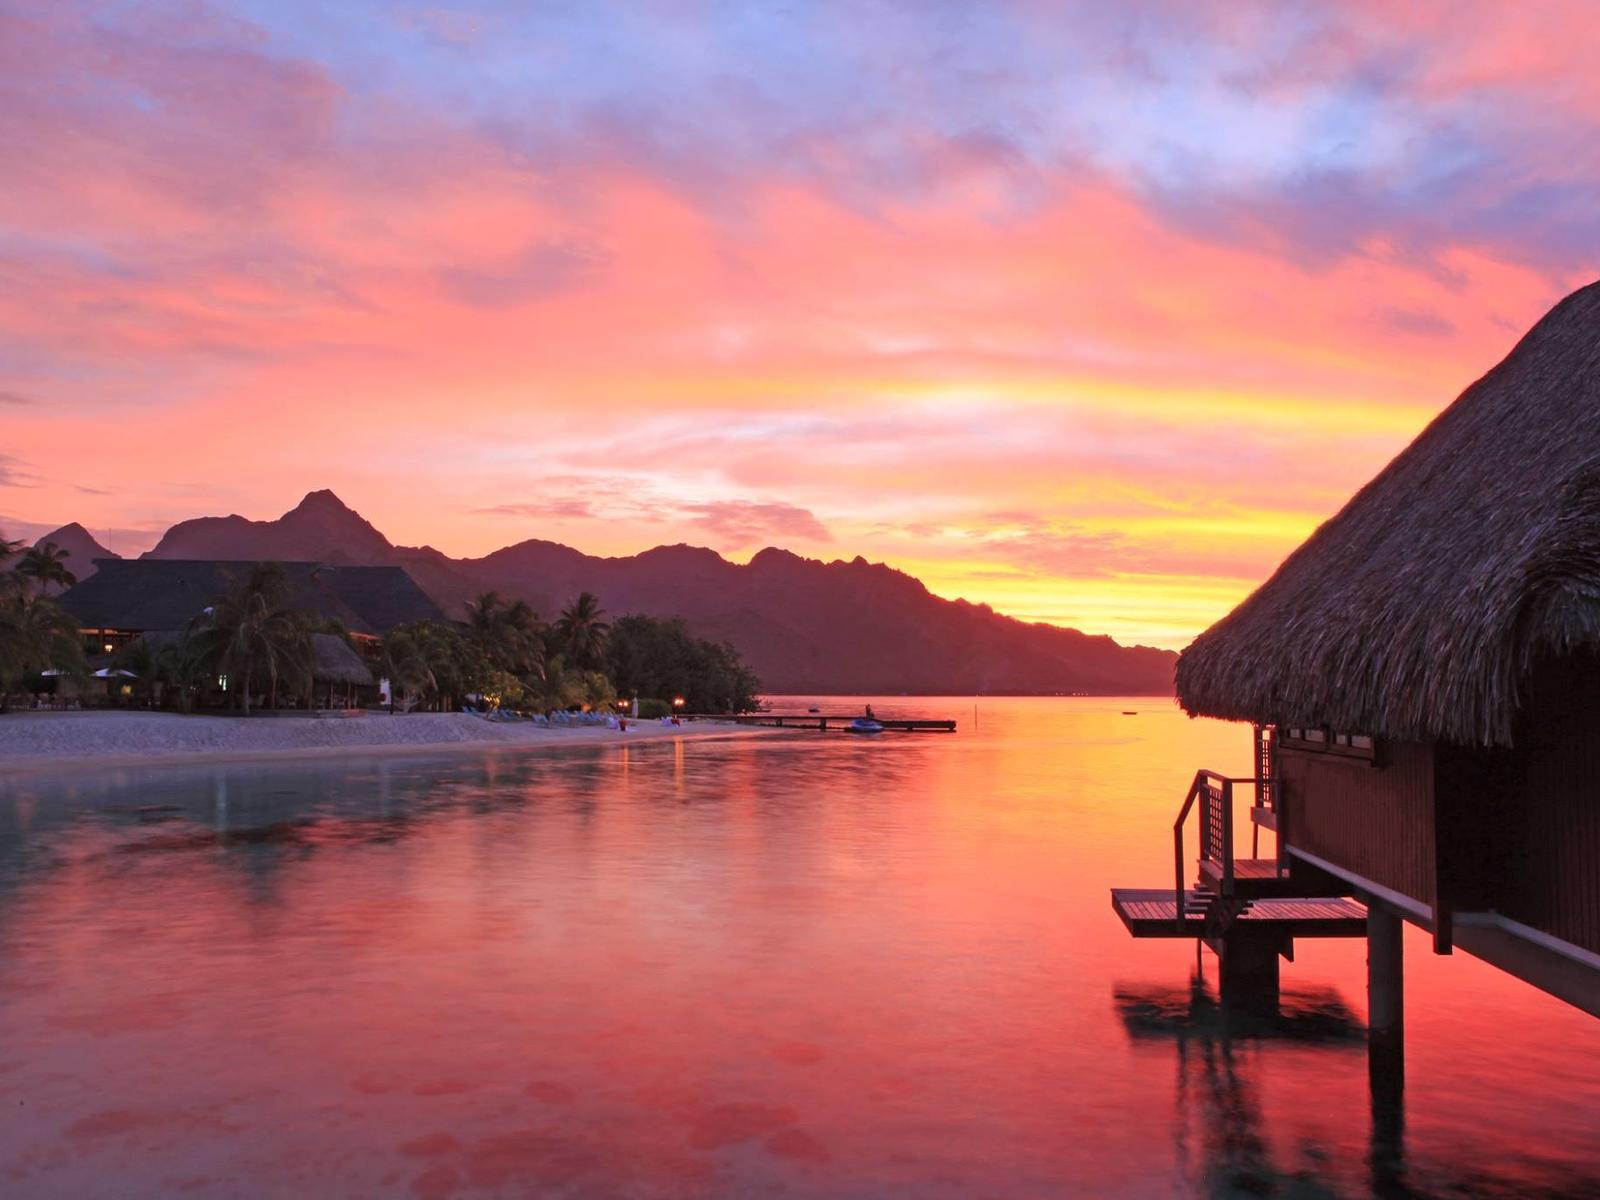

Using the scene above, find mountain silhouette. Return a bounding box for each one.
[4,522,121,590]
[142,491,1176,694]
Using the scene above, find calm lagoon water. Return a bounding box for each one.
[1,698,1597,1198]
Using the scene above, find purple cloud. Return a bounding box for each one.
[436,239,610,309]
[473,475,832,550]
[677,500,833,548]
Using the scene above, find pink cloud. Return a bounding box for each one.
[4,0,1598,646]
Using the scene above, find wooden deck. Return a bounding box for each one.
[698,713,957,733]
[1196,856,1321,899]
[1111,888,1368,939]
[1225,857,1283,879]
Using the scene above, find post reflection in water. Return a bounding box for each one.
[0,698,1595,1199]
[1114,972,1387,1198]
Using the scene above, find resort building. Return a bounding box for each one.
[1115,282,1600,1038]
[55,560,447,706]
[58,560,445,648]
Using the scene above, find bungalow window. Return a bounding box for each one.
[1279,726,1378,763]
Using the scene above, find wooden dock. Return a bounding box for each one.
[697,713,957,733]
[1111,888,1367,939]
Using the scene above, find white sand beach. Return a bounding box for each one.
[0,710,776,775]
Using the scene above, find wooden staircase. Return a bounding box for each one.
[1109,763,1365,944]
[1198,855,1310,899]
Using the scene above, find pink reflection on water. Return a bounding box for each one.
[0,699,1595,1197]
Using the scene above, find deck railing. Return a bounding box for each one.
[1172,771,1267,933]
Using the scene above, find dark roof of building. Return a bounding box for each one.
[1177,280,1600,748]
[57,560,445,637]
[309,633,374,685]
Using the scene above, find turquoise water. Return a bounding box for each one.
[0,698,1596,1197]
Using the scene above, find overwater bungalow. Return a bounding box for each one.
[1115,282,1600,1034]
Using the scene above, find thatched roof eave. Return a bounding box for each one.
[1176,281,1600,748]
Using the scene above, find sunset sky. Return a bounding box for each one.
[2,2,1596,648]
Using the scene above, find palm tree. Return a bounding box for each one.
[556,592,609,670]
[502,598,546,679]
[15,542,77,594]
[185,565,312,714]
[0,532,25,600]
[154,635,213,714]
[0,590,86,713]
[380,623,438,712]
[467,591,546,680]
[379,620,486,712]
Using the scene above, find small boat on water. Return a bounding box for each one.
[848,718,884,735]
[1122,711,1138,716]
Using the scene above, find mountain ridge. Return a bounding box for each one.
[4,522,121,587]
[140,491,1176,694]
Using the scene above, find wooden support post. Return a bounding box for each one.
[1216,931,1280,1015]
[1367,905,1405,1106]
[1367,905,1407,1190]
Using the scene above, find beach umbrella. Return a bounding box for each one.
[92,667,137,678]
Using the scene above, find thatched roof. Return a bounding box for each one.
[1178,281,1600,748]
[309,634,373,685]
[57,560,445,637]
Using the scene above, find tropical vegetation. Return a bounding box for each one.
[111,634,214,713]
[184,564,316,714]
[467,591,545,680]
[374,595,755,715]
[0,531,760,717]
[555,591,609,670]
[377,619,482,713]
[605,615,761,714]
[0,534,88,712]
[0,586,87,712]
[15,541,78,593]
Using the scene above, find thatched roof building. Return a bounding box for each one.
[309,633,374,686]
[58,560,445,638]
[1178,281,1600,748]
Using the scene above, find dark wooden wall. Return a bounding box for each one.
[1281,740,1436,905]
[1277,658,1600,959]
[1498,654,1600,956]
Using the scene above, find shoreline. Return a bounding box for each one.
[0,710,787,778]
